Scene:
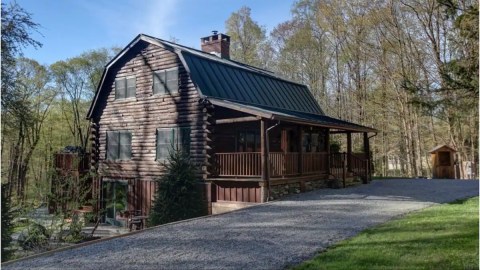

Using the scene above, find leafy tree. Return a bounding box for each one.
[50,48,118,150]
[3,58,55,201]
[148,147,207,226]
[1,183,14,262]
[1,1,42,116]
[226,6,269,68]
[439,0,478,96]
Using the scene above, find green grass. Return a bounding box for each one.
[294,197,479,270]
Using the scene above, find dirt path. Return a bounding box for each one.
[3,179,478,270]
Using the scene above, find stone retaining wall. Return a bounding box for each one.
[268,176,362,201]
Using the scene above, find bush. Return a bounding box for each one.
[148,147,207,226]
[330,141,341,153]
[64,213,85,243]
[17,222,51,250]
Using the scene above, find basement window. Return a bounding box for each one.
[115,77,136,99]
[107,131,132,160]
[153,67,179,95]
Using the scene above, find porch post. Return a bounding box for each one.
[281,129,288,178]
[347,132,352,172]
[261,119,269,201]
[326,128,330,175]
[297,126,303,175]
[363,132,370,183]
[261,119,268,181]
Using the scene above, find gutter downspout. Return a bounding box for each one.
[265,120,281,202]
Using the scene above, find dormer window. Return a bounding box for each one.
[115,77,136,99]
[153,67,179,95]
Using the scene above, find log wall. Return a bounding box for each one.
[91,41,209,215]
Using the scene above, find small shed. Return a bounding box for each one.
[429,145,456,179]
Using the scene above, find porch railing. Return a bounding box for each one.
[269,152,301,177]
[214,152,262,177]
[351,153,369,182]
[329,153,346,177]
[302,152,328,174]
[213,152,328,178]
[212,151,370,184]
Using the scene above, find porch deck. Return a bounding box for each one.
[208,152,371,203]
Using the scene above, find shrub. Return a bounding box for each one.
[330,141,341,153]
[148,147,207,226]
[17,222,51,250]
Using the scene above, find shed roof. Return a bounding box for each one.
[429,145,457,153]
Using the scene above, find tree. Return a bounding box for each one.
[148,147,206,226]
[1,2,42,116]
[1,183,14,261]
[440,1,478,95]
[3,58,55,201]
[50,48,118,150]
[226,6,269,68]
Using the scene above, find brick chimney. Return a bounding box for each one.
[201,31,230,59]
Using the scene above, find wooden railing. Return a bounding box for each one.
[329,153,346,179]
[212,151,371,185]
[213,152,262,177]
[351,153,369,183]
[269,152,300,177]
[213,152,328,178]
[303,152,328,174]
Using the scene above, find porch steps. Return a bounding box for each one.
[81,224,129,238]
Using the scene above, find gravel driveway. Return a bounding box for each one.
[4,179,478,270]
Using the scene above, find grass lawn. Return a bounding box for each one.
[294,197,479,270]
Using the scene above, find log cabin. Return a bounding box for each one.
[86,32,377,223]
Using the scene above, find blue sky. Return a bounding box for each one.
[13,0,295,65]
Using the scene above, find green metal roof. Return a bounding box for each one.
[209,98,377,133]
[88,34,376,133]
[180,51,324,115]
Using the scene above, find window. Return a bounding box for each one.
[302,130,327,152]
[236,130,260,152]
[115,77,136,99]
[156,127,191,161]
[153,68,179,95]
[107,131,132,160]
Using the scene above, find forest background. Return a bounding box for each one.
[2,0,478,205]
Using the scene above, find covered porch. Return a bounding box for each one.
[206,99,376,205]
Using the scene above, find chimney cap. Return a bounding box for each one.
[212,30,218,35]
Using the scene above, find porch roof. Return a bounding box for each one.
[209,98,377,133]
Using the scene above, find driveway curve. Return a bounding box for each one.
[4,179,478,270]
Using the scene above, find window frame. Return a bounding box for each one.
[155,126,191,162]
[106,131,132,161]
[302,129,327,153]
[152,67,179,96]
[115,76,136,100]
[236,130,261,152]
